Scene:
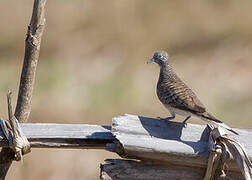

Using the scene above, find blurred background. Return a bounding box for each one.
[1,0,252,179]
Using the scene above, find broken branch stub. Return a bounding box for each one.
[7,91,31,161]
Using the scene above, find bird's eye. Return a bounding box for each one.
[157,54,161,58]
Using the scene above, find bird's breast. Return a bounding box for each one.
[156,79,178,104]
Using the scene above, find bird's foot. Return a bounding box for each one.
[157,116,175,121]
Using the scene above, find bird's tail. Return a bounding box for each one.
[200,112,239,135]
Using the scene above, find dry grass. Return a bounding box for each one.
[0,0,252,179]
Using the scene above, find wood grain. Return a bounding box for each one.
[101,159,243,180]
[111,114,252,172]
[0,114,251,179]
[0,122,114,149]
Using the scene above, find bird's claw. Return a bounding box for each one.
[157,116,175,121]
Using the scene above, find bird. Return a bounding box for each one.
[147,50,238,135]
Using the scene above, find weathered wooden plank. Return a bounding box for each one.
[0,113,250,175]
[100,159,243,180]
[0,123,114,149]
[111,114,252,172]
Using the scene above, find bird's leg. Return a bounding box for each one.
[182,115,191,127]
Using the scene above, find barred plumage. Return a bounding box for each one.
[157,64,206,114]
[148,50,238,135]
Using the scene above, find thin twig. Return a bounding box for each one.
[7,91,16,137]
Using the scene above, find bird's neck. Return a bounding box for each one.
[158,63,179,88]
[159,62,174,81]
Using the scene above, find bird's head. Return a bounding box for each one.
[147,51,169,66]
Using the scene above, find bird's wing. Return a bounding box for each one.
[160,80,207,114]
[157,74,239,135]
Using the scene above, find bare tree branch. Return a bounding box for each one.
[0,0,47,179]
[15,0,47,123]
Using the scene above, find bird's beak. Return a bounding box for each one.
[147,58,155,64]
